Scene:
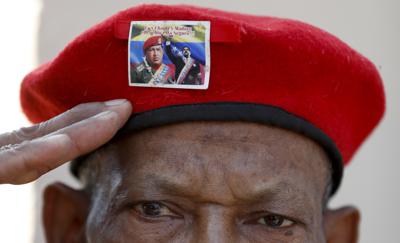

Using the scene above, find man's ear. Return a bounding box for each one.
[324,206,360,243]
[43,182,89,243]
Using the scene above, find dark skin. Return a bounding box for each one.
[0,100,132,184]
[43,121,360,243]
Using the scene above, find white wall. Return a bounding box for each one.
[0,1,398,242]
[0,0,40,242]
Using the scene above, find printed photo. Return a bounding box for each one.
[129,21,210,89]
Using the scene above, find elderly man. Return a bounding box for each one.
[131,35,174,84]
[0,4,384,243]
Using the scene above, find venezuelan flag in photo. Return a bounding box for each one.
[130,22,207,65]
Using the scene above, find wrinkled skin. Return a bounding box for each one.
[0,100,132,184]
[43,122,360,243]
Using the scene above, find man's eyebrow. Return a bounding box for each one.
[238,181,316,222]
[120,173,316,223]
[230,180,310,205]
[133,174,314,208]
[143,175,200,198]
[245,181,294,200]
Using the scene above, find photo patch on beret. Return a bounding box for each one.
[128,21,210,89]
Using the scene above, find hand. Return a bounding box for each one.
[161,34,172,42]
[0,99,132,184]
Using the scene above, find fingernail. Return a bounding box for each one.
[104,99,128,106]
[40,133,70,145]
[93,110,115,119]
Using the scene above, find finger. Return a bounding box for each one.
[0,134,72,184]
[0,106,131,184]
[0,99,131,146]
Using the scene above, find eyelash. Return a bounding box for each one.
[256,214,295,228]
[130,201,181,220]
[129,201,298,230]
[245,212,298,229]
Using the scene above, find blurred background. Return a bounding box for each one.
[0,0,399,242]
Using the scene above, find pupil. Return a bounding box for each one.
[266,215,283,227]
[142,202,161,216]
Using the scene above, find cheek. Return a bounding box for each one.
[147,51,154,57]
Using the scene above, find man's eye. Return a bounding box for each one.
[133,201,177,218]
[257,215,295,228]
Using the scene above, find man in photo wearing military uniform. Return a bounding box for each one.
[130,35,174,85]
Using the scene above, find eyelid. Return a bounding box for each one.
[130,201,183,219]
[243,211,300,227]
[257,215,295,228]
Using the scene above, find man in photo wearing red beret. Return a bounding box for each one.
[131,35,174,85]
[0,4,385,243]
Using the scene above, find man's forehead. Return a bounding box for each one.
[86,121,329,215]
[116,121,326,148]
[111,122,330,186]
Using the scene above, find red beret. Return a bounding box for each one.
[142,35,162,52]
[20,4,385,194]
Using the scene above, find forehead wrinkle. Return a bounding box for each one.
[125,172,203,199]
[229,178,311,206]
[151,175,199,198]
[225,156,322,215]
[231,179,316,223]
[142,122,316,153]
[119,146,206,199]
[113,121,329,207]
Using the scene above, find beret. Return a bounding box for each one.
[142,35,162,51]
[20,4,385,195]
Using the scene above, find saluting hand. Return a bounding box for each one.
[0,99,132,184]
[161,34,172,42]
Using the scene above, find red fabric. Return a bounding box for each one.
[20,4,385,165]
[114,20,241,43]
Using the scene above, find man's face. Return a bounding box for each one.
[81,122,332,242]
[183,47,191,58]
[145,45,163,66]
